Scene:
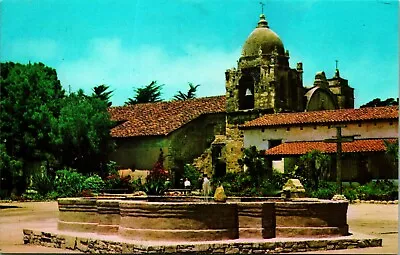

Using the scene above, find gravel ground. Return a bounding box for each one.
[0,201,397,254]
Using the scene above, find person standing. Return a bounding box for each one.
[184,178,191,195]
[202,175,210,201]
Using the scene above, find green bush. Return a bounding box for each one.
[183,164,202,189]
[46,191,60,200]
[31,172,54,196]
[130,178,144,192]
[21,189,43,200]
[356,180,398,201]
[54,169,85,197]
[309,182,338,199]
[343,188,358,201]
[82,174,105,193]
[211,170,283,197]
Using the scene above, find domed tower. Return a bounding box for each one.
[222,13,305,173]
[225,14,304,113]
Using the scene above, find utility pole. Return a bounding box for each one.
[324,126,360,194]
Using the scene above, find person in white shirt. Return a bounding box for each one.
[184,178,191,194]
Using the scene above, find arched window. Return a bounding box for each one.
[238,75,254,110]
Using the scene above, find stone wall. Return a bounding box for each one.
[23,228,382,254]
[168,113,226,170]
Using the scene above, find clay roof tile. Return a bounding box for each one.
[108,96,226,137]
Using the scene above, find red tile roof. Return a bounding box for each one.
[108,96,226,137]
[264,139,398,156]
[241,106,398,128]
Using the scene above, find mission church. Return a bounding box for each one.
[108,12,398,186]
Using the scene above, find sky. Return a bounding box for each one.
[0,0,398,107]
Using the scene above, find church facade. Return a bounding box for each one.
[108,13,396,185]
[220,13,355,175]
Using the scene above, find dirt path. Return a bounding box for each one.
[0,201,397,254]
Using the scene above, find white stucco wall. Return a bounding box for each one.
[243,120,398,150]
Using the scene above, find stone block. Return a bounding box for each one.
[225,246,240,254]
[307,240,327,248]
[121,243,133,253]
[332,194,347,201]
[164,246,177,253]
[282,179,306,198]
[326,244,335,250]
[23,229,33,235]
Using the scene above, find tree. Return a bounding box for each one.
[238,146,270,186]
[91,84,113,107]
[360,98,399,108]
[173,83,200,101]
[296,150,331,190]
[384,140,398,170]
[0,62,65,194]
[49,89,116,175]
[125,81,163,105]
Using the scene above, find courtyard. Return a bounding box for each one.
[0,201,397,254]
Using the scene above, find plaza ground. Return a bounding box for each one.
[0,201,397,254]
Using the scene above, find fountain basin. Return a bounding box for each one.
[57,196,348,241]
[275,200,348,237]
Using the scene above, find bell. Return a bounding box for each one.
[245,88,252,96]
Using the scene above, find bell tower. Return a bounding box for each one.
[223,12,305,173]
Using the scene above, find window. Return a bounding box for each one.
[238,75,254,110]
[269,139,282,149]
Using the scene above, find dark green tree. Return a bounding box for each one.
[238,146,270,186]
[125,81,163,105]
[296,150,331,190]
[49,90,116,175]
[91,84,113,107]
[360,97,399,108]
[173,83,200,101]
[384,140,398,171]
[0,62,65,194]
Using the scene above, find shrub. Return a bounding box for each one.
[144,150,170,195]
[103,161,132,191]
[31,171,54,196]
[211,170,283,197]
[82,174,105,193]
[46,191,60,200]
[21,189,43,201]
[130,178,144,192]
[343,188,358,201]
[54,168,85,197]
[356,180,398,201]
[183,164,202,189]
[309,182,338,199]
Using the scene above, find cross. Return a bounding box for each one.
[260,2,265,14]
[335,60,339,70]
[324,126,360,194]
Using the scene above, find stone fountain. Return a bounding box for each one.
[23,179,382,254]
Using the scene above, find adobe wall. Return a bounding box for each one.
[244,120,398,149]
[109,136,169,170]
[168,113,226,170]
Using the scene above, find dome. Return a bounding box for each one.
[242,14,285,57]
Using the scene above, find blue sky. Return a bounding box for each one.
[1,0,398,107]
